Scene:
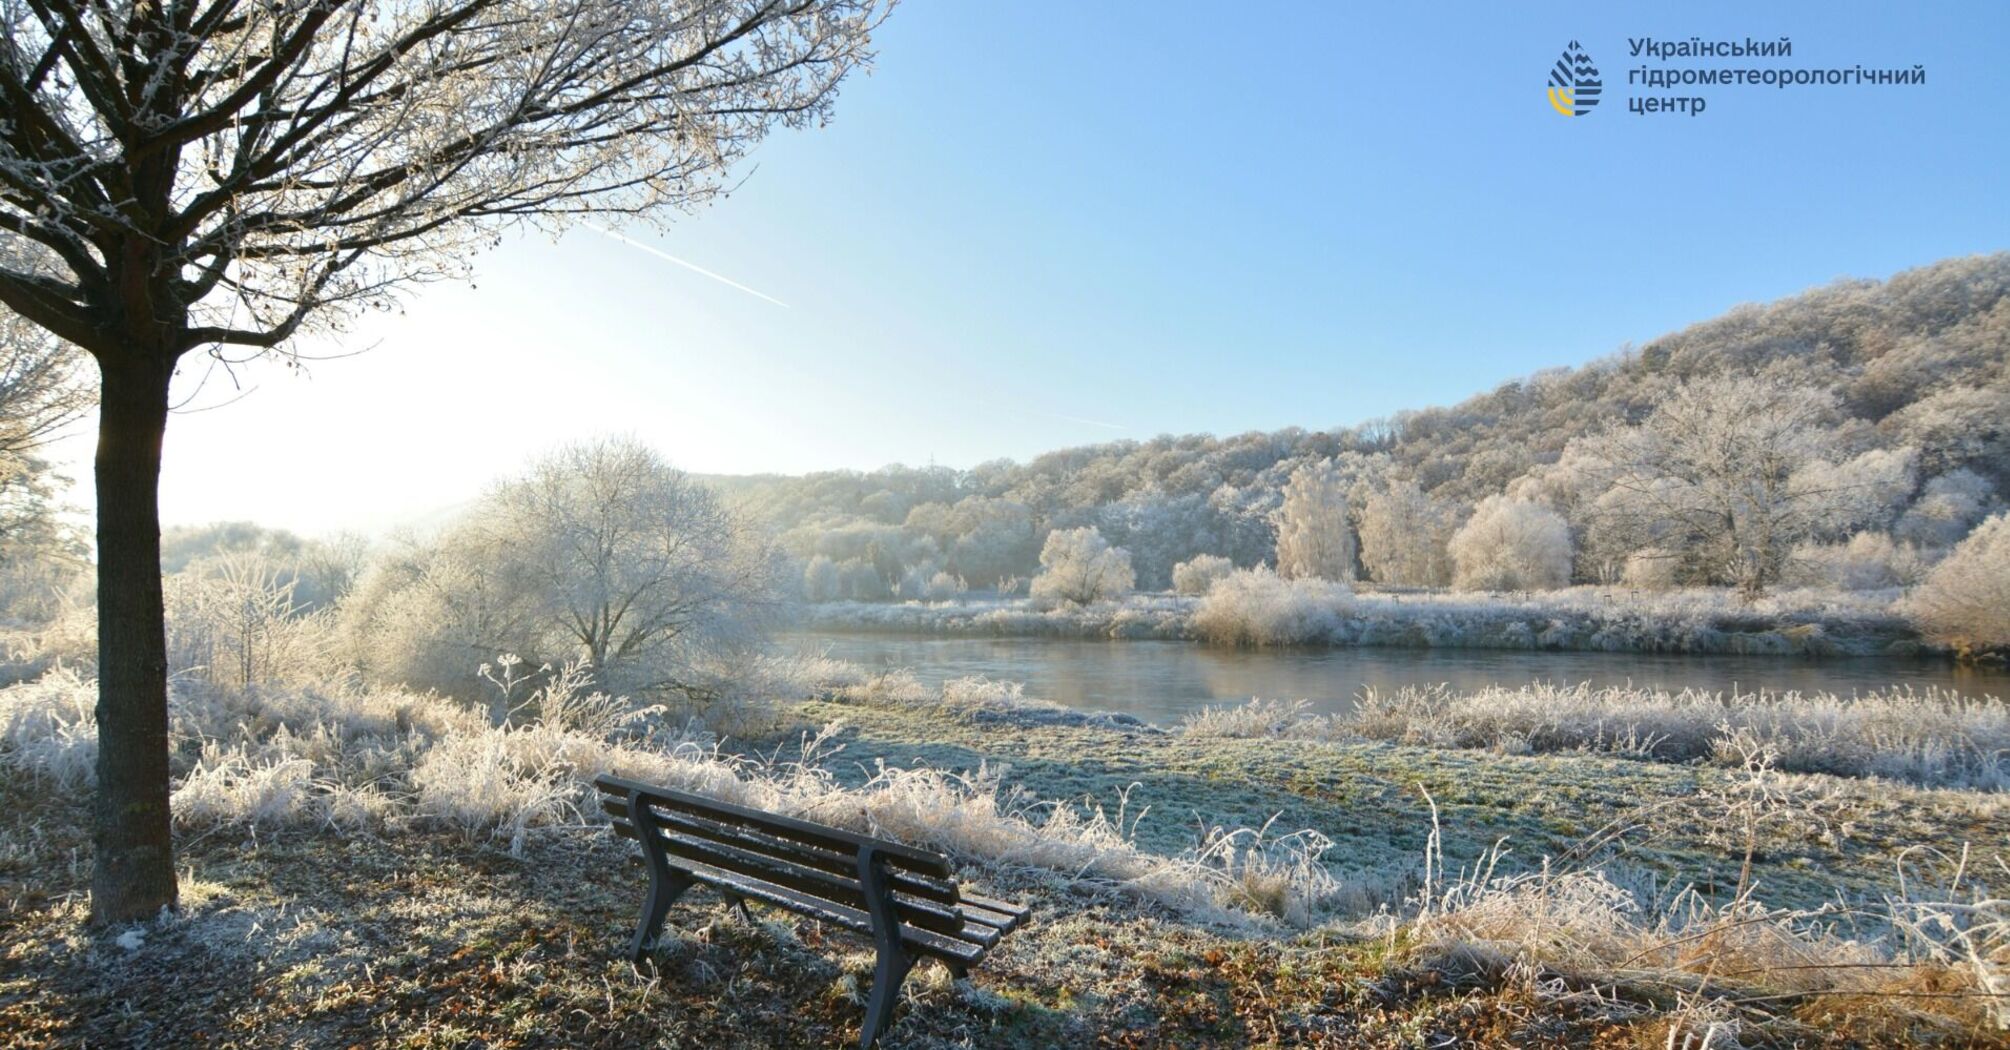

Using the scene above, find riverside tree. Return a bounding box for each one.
[1029,526,1134,605]
[1272,459,1356,582]
[0,0,890,923]
[1575,375,1915,598]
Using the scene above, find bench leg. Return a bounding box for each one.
[727,894,756,924]
[628,871,693,964]
[858,946,915,1050]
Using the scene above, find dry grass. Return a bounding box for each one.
[1181,683,2010,790]
[4,658,2006,1044]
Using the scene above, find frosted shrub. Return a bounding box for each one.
[1785,532,1927,591]
[1170,554,1234,596]
[1029,527,1135,605]
[1190,567,1350,647]
[166,554,335,691]
[1179,697,1326,739]
[171,742,317,828]
[939,676,1035,717]
[1620,547,1681,590]
[0,666,98,786]
[410,728,579,855]
[1448,496,1573,592]
[1896,468,1996,548]
[900,567,966,601]
[1907,513,2010,656]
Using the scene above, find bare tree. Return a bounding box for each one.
[0,308,90,473]
[0,308,91,550]
[485,437,777,695]
[1576,375,1914,598]
[0,0,889,922]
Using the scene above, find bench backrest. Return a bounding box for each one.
[592,774,971,937]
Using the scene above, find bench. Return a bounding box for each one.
[594,773,1030,1049]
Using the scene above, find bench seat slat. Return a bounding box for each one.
[957,902,1022,933]
[601,797,962,907]
[596,774,952,877]
[665,856,989,966]
[958,892,1029,921]
[610,818,969,938]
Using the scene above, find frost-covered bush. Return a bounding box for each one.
[1190,567,1350,646]
[1621,547,1681,590]
[900,567,966,601]
[1895,468,1996,548]
[0,665,97,786]
[1448,496,1572,591]
[1906,513,2010,655]
[1171,554,1235,596]
[1029,527,1135,605]
[166,553,337,692]
[1785,533,1928,591]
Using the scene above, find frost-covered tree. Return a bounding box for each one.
[482,438,777,694]
[1029,527,1135,605]
[1906,513,2010,656]
[1271,460,1355,582]
[1356,478,1456,587]
[1171,553,1235,596]
[1448,496,1573,592]
[1577,375,1916,598]
[0,0,888,921]
[0,310,91,599]
[0,309,90,484]
[344,441,777,697]
[802,555,842,603]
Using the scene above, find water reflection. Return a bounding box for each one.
[784,631,2009,726]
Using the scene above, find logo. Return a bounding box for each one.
[1548,41,1602,116]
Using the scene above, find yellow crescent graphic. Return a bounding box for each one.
[1548,87,1577,116]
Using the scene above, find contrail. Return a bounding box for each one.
[583,223,791,309]
[1016,406,1128,431]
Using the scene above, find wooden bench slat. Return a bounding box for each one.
[596,774,952,877]
[610,818,970,938]
[667,855,989,966]
[601,797,963,907]
[957,902,1021,933]
[958,891,1029,921]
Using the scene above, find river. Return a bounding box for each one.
[783,631,2010,725]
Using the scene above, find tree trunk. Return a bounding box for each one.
[89,353,178,925]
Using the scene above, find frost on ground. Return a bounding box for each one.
[1180,682,2010,791]
[3,661,2006,1046]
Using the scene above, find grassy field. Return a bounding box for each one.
[2,670,2006,1048]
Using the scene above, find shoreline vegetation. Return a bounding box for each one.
[798,586,1935,659]
[4,657,2006,1045]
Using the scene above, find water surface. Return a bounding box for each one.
[785,630,2008,726]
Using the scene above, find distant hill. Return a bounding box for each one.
[714,254,2010,591]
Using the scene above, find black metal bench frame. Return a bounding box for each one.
[594,773,1028,1049]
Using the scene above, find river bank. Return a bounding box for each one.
[800,586,1932,658]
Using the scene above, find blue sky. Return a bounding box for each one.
[55,0,2010,534]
